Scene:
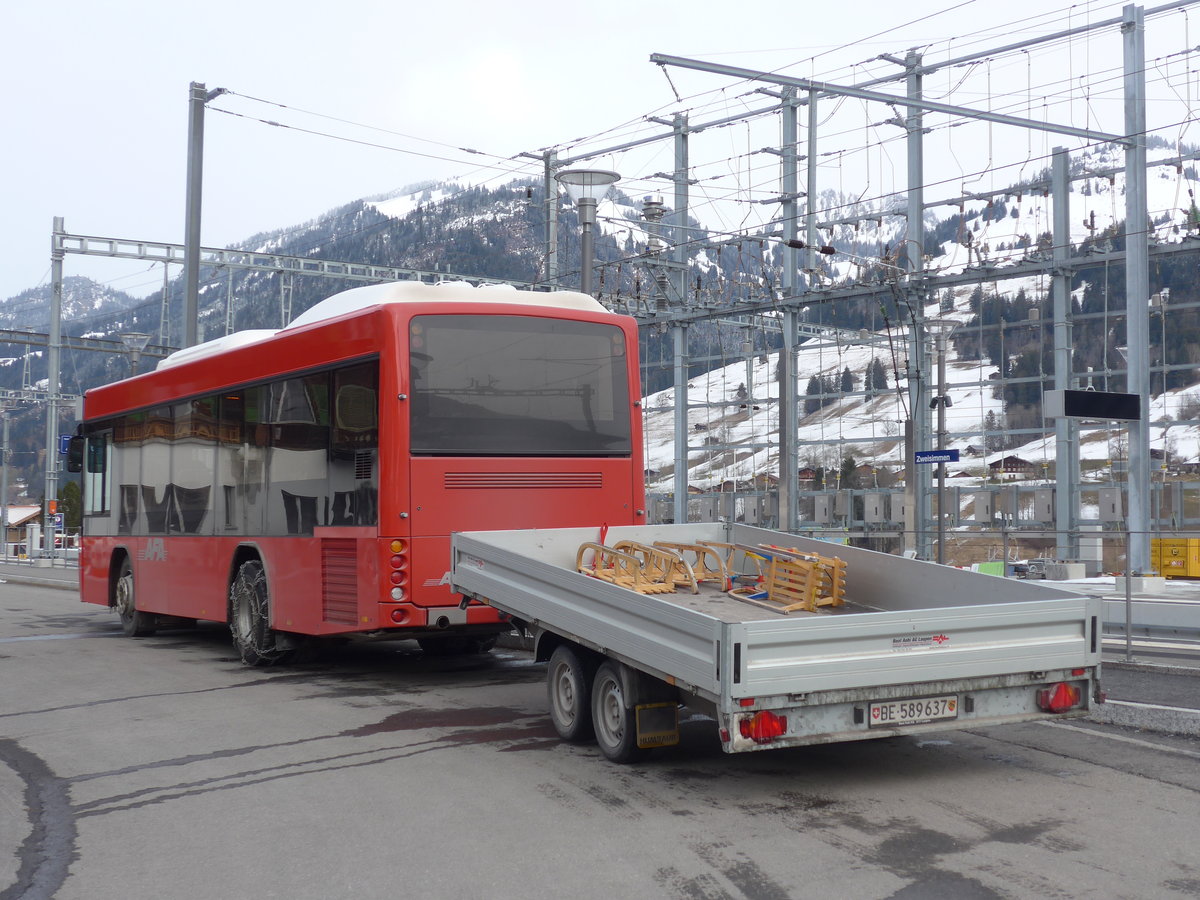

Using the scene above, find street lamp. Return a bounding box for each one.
[926,318,959,564]
[119,332,151,376]
[555,168,619,296]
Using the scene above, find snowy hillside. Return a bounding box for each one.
[639,141,1200,493]
[643,295,1200,494]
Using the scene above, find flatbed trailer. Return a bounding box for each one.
[450,522,1103,762]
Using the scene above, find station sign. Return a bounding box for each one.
[914,449,959,465]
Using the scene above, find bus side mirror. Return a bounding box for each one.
[66,436,85,473]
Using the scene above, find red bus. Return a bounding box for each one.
[70,281,645,664]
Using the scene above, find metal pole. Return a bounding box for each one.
[672,114,690,307]
[544,151,558,286]
[183,82,208,349]
[160,262,171,347]
[781,309,798,531]
[672,324,689,525]
[806,91,819,277]
[936,331,948,564]
[1125,524,1134,662]
[225,265,234,336]
[1124,4,1151,574]
[578,197,597,295]
[780,90,799,531]
[1,404,8,560]
[650,53,1122,144]
[1052,148,1078,561]
[905,50,930,558]
[279,272,293,327]
[45,217,64,559]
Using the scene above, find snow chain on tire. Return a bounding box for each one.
[230,561,287,666]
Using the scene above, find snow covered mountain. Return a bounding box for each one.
[3,138,1200,503]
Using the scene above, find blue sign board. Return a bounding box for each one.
[914,449,960,465]
[58,434,71,454]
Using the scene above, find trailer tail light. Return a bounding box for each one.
[1037,682,1081,714]
[739,710,788,744]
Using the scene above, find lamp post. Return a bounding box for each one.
[554,169,619,296]
[1151,290,1169,398]
[926,319,959,564]
[0,402,8,560]
[120,332,151,377]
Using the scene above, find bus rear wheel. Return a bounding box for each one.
[114,557,156,637]
[229,560,291,666]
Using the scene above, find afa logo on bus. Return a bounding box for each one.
[138,539,167,562]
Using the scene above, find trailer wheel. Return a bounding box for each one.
[591,660,644,763]
[114,557,156,637]
[229,560,290,667]
[547,645,596,743]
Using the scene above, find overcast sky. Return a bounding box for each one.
[3,0,1193,303]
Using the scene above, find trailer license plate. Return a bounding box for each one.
[869,695,958,728]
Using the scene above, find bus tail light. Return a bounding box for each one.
[739,710,788,744]
[1036,682,1081,714]
[386,541,409,603]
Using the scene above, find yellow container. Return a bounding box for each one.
[1152,537,1200,578]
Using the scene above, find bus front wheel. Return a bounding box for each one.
[114,557,156,637]
[229,560,291,666]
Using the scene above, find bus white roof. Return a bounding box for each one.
[156,330,278,371]
[156,282,606,370]
[284,281,605,331]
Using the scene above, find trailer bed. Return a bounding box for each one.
[451,522,1102,756]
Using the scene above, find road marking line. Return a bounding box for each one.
[0,632,121,643]
[1040,720,1200,759]
[1105,698,1200,714]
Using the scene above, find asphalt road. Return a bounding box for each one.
[2,581,1199,900]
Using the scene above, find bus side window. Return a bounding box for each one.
[83,432,112,516]
[331,362,378,527]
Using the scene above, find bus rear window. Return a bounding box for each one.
[409,315,632,456]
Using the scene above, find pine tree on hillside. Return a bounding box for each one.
[804,375,823,415]
[867,358,888,393]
